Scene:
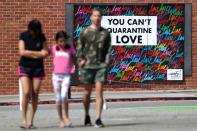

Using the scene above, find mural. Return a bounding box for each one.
[73,4,184,82]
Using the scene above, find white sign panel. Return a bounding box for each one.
[167,69,183,80]
[101,16,157,46]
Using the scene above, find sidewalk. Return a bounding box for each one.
[1,90,197,106]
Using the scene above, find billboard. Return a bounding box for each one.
[101,16,157,46]
[66,4,192,84]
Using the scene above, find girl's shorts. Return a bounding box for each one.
[18,66,45,80]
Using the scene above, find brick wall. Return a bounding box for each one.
[0,0,196,95]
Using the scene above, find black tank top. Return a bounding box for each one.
[19,32,46,68]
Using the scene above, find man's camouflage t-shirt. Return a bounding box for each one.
[77,25,111,69]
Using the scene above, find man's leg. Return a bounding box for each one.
[95,82,103,120]
[94,68,106,128]
[83,84,93,126]
[83,85,92,116]
[80,69,94,126]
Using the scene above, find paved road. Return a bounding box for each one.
[1,100,197,131]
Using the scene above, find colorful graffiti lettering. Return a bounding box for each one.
[73,4,184,82]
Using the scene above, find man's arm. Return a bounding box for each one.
[105,32,112,65]
[76,29,86,68]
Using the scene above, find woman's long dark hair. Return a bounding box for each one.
[55,31,70,50]
[28,19,42,39]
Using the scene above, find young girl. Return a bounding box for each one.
[50,31,76,128]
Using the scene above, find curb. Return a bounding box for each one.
[1,96,197,106]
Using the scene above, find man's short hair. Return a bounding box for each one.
[90,8,103,16]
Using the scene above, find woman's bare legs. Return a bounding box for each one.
[29,79,42,128]
[20,77,31,128]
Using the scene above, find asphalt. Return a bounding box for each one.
[1,101,197,131]
[1,89,197,106]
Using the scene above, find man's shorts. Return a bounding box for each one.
[18,66,45,80]
[79,68,107,84]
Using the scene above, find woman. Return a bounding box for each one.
[18,19,48,129]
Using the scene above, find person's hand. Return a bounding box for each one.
[78,59,86,68]
[70,65,75,74]
[40,50,48,58]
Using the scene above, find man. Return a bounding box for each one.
[76,8,111,128]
